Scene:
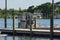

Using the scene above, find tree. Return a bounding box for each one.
[8,9,15,16]
[38,3,52,18]
[55,2,60,15]
[19,8,22,13]
[27,5,35,13]
[0,9,3,17]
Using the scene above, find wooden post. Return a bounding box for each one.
[13,35,15,40]
[5,0,7,28]
[13,16,15,35]
[18,21,21,28]
[30,15,32,37]
[18,20,20,28]
[34,17,36,28]
[18,16,22,28]
[50,0,54,40]
[5,16,7,28]
[26,13,27,28]
[18,16,21,28]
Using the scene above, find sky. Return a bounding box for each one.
[0,0,60,10]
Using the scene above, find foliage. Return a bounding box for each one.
[27,5,35,13]
[36,2,52,18]
[0,2,60,18]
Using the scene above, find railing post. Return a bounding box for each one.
[18,15,22,28]
[26,13,28,28]
[18,17,21,28]
[34,17,36,28]
[13,16,15,35]
[50,0,54,40]
[5,0,7,28]
[30,15,32,37]
[5,15,7,28]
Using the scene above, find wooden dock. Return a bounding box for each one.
[0,28,60,37]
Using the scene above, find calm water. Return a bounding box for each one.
[0,18,18,28]
[0,35,60,40]
[0,18,60,28]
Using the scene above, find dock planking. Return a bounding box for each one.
[0,28,60,36]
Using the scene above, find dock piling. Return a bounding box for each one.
[4,0,7,28]
[13,16,15,35]
[50,0,54,40]
[30,15,33,37]
[34,17,36,28]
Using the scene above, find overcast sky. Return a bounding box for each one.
[0,0,60,9]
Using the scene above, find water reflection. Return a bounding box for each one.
[18,35,33,40]
[0,35,60,40]
[5,36,7,40]
[19,35,30,40]
[13,35,15,40]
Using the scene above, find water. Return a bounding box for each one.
[0,18,60,28]
[0,18,18,28]
[0,35,60,40]
[36,19,60,28]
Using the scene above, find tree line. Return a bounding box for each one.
[0,2,60,18]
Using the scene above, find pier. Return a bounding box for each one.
[0,28,60,37]
[0,14,60,38]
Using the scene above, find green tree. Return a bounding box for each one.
[55,2,60,15]
[37,3,52,18]
[27,5,35,13]
[8,9,15,16]
[0,9,3,17]
[19,8,22,13]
